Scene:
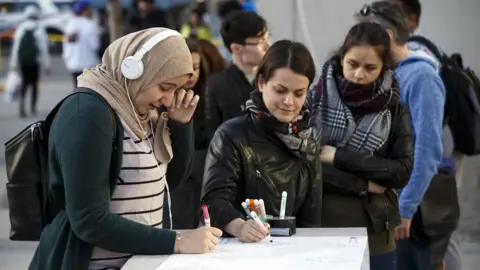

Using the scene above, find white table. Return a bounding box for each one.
[122,228,370,270]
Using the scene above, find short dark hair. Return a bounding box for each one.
[355,1,410,45]
[186,38,201,54]
[221,11,268,52]
[256,40,316,86]
[397,0,421,24]
[332,22,394,74]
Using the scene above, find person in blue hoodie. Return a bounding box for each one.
[356,1,446,269]
[397,1,463,269]
[241,0,257,12]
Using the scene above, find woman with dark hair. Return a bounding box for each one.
[197,39,227,74]
[312,22,414,270]
[167,38,226,229]
[186,38,226,150]
[201,40,323,243]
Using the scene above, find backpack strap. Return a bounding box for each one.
[409,35,444,61]
[45,88,117,141]
[44,88,121,222]
[450,53,464,68]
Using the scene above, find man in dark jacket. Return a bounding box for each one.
[205,10,269,140]
[129,0,169,32]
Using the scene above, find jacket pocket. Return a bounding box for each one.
[363,191,400,234]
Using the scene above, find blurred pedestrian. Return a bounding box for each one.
[10,5,50,117]
[130,0,169,32]
[63,0,100,88]
[180,8,213,41]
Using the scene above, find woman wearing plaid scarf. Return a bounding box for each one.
[312,22,414,270]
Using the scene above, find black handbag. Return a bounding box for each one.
[410,168,460,245]
[4,88,117,241]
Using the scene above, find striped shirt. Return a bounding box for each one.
[88,116,166,270]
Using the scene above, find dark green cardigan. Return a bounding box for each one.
[29,93,195,270]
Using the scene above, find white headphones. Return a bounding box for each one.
[121,29,182,80]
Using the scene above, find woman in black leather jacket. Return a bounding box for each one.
[202,40,322,243]
[312,22,414,270]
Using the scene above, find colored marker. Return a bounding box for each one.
[245,199,250,205]
[250,211,273,243]
[241,202,251,217]
[280,191,287,219]
[249,199,255,212]
[201,204,211,227]
[254,199,262,216]
[259,199,267,218]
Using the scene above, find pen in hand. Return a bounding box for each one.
[201,204,211,227]
[250,211,273,243]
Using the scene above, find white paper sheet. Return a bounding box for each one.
[157,236,368,270]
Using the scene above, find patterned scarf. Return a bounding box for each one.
[245,90,321,161]
[313,62,400,154]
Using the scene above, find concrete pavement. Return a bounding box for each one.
[0,57,480,269]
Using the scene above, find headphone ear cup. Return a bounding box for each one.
[121,56,144,80]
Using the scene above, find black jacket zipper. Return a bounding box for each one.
[383,197,390,244]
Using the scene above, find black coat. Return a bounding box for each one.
[322,104,414,234]
[201,114,323,233]
[205,64,255,141]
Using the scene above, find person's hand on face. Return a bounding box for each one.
[167,88,200,124]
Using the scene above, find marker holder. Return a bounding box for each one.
[267,216,296,237]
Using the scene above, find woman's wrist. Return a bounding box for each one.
[173,231,182,254]
[225,218,245,237]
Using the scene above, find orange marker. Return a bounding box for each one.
[249,199,255,212]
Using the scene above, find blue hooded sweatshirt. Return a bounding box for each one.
[396,52,445,219]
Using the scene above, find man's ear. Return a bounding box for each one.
[230,43,242,54]
[385,29,395,42]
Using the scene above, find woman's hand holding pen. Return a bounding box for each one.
[173,226,222,254]
[230,219,270,243]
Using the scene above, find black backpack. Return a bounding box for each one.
[18,28,39,66]
[4,88,119,241]
[409,36,480,155]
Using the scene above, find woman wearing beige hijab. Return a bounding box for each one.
[29,28,222,270]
